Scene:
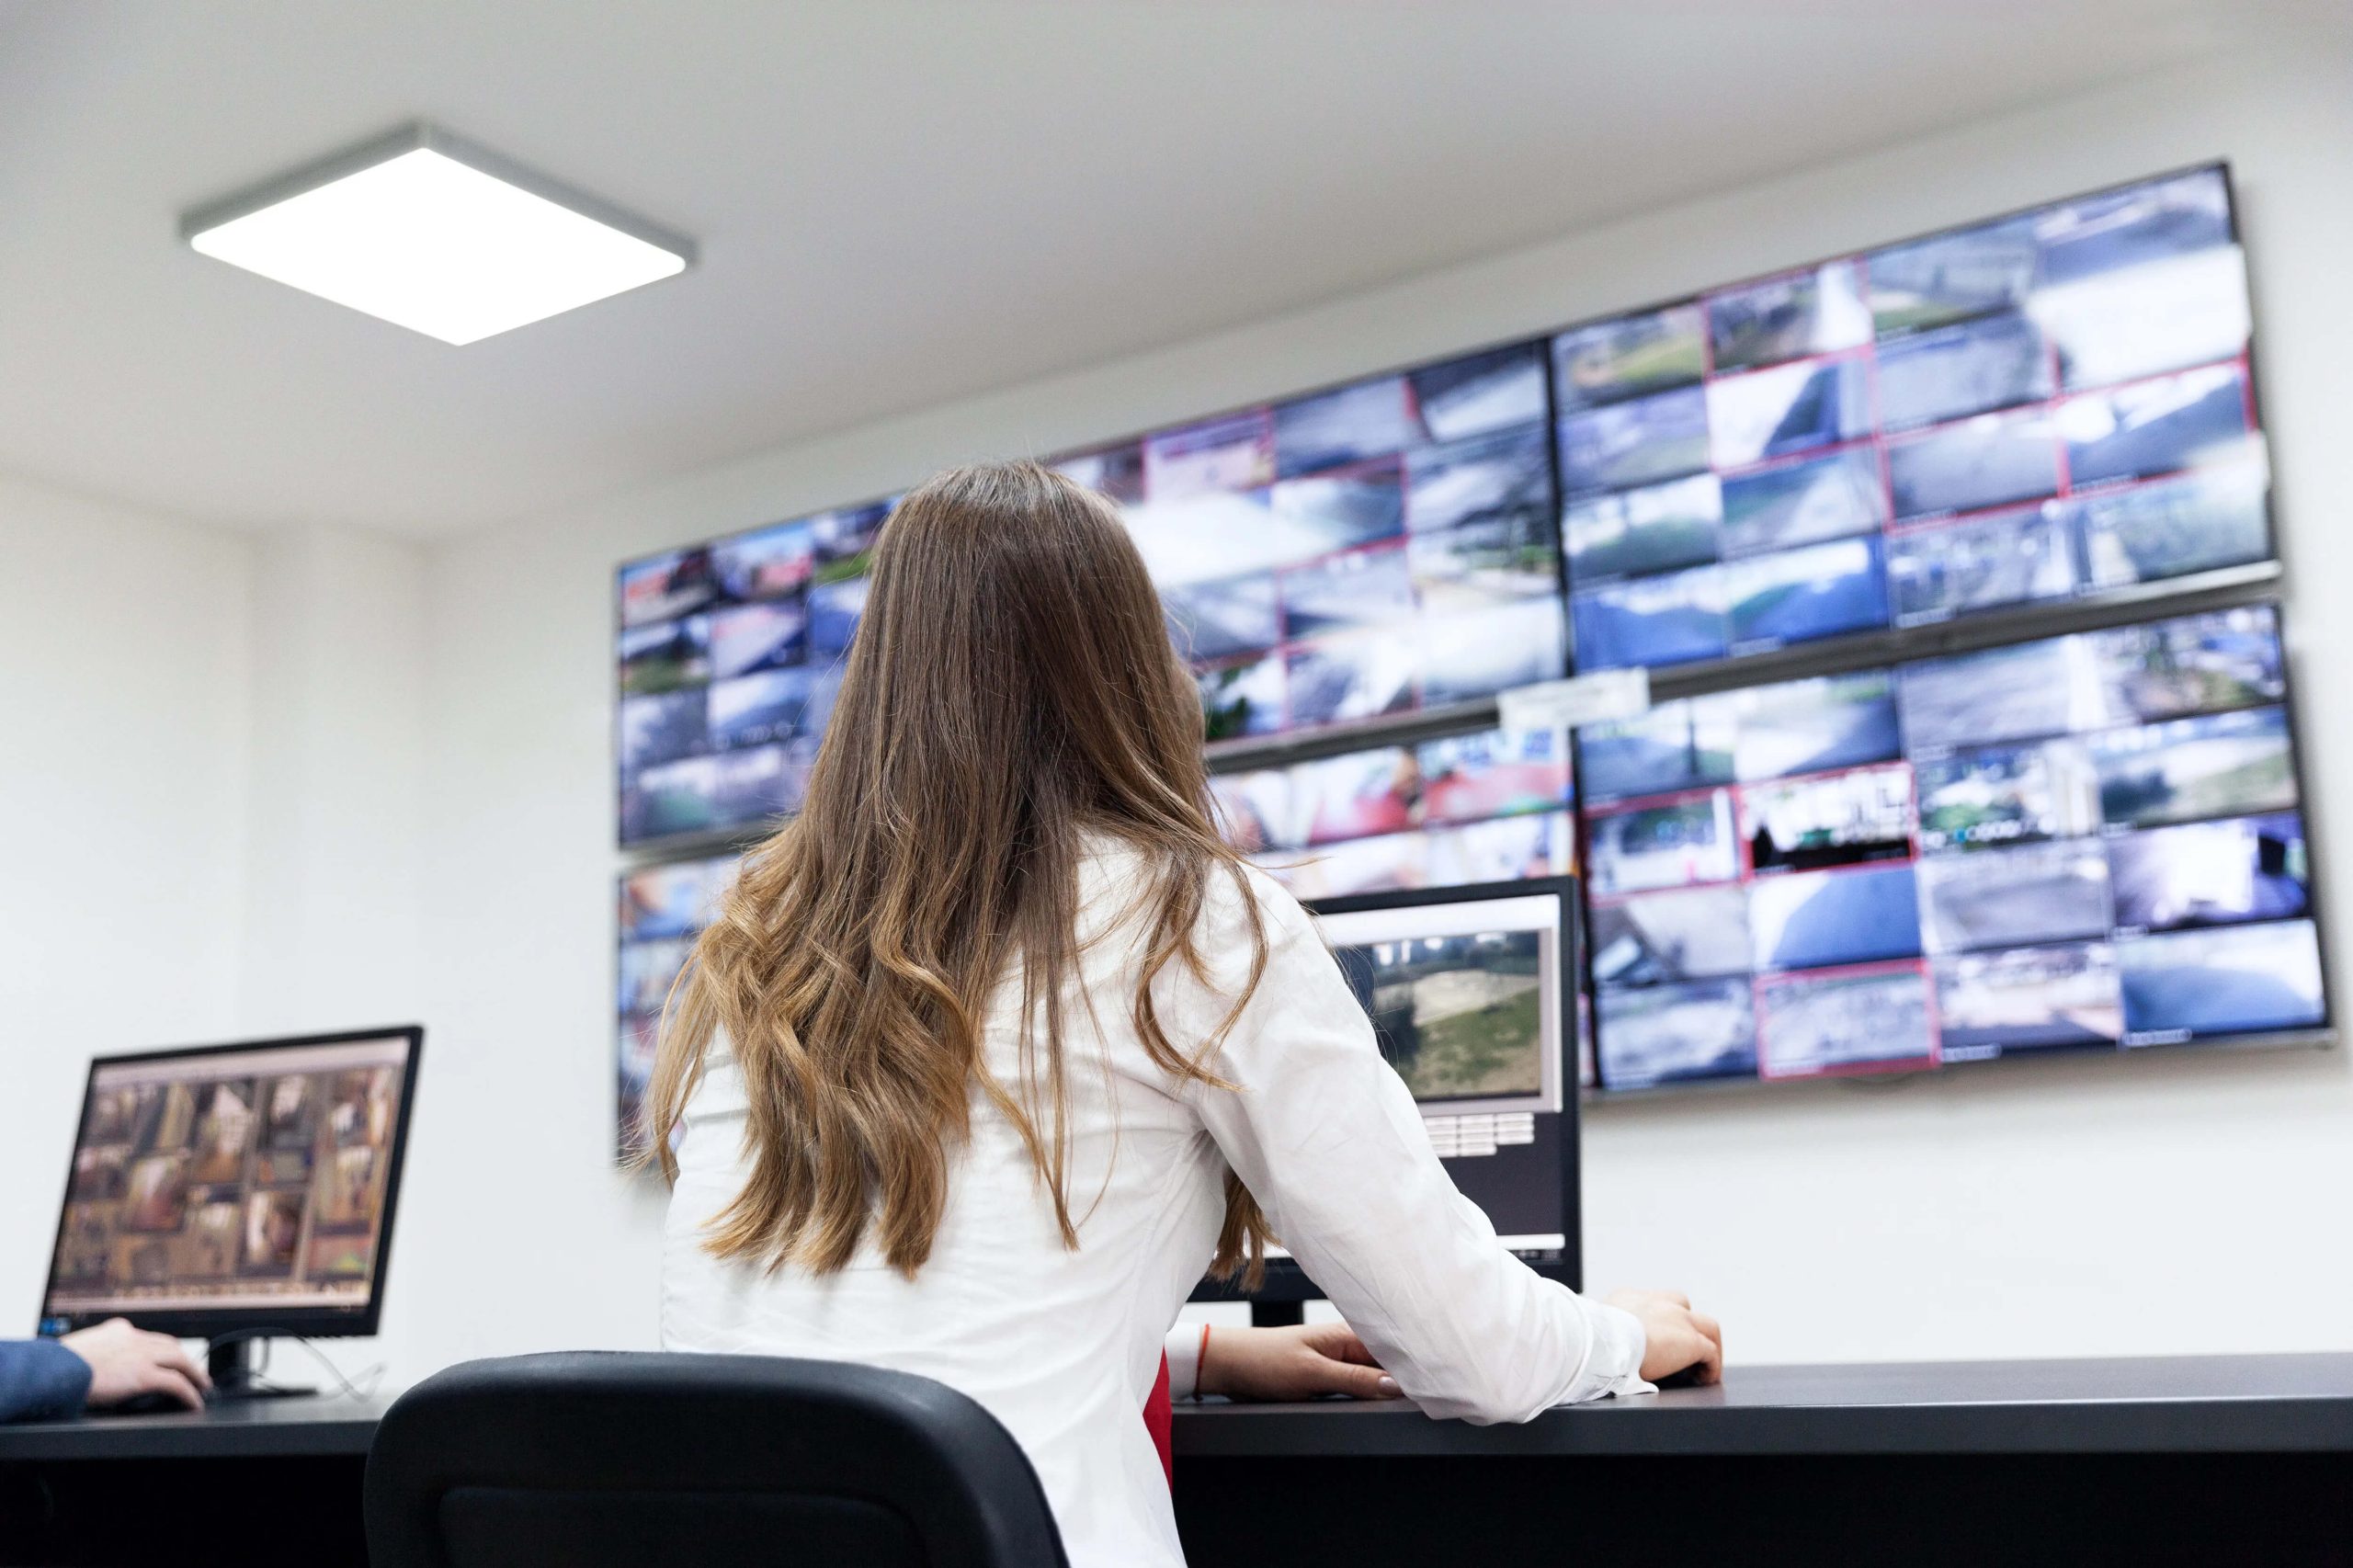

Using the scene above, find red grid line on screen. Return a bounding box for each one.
[1853,259,1902,545]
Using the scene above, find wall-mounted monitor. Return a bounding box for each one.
[1581,603,2324,1093]
[616,851,742,1155]
[1054,342,1568,744]
[1214,723,1578,902]
[616,498,892,847]
[1559,165,2267,672]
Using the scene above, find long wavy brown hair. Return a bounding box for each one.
[640,459,1273,1284]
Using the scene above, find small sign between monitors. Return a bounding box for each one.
[1499,667,1652,733]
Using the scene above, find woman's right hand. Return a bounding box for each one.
[1603,1289,1723,1386]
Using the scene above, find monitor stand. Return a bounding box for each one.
[207,1336,317,1402]
[1249,1301,1304,1329]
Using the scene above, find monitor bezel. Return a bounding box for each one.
[1191,876,1582,1306]
[38,1024,426,1342]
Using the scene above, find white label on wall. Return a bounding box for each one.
[1497,667,1651,732]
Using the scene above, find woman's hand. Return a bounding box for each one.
[1197,1323,1403,1402]
[1603,1289,1723,1385]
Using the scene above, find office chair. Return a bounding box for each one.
[365,1350,1069,1568]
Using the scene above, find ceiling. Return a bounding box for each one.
[0,0,2281,537]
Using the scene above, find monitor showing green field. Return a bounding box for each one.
[1335,930,1546,1103]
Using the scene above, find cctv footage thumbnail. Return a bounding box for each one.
[1332,929,1549,1108]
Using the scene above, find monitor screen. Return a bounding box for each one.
[616,497,893,847]
[617,851,742,1157]
[1582,603,2324,1092]
[1213,722,1578,899]
[1561,165,2267,671]
[42,1028,421,1336]
[1054,342,1567,745]
[1195,878,1581,1304]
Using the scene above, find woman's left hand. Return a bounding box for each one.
[1198,1323,1402,1402]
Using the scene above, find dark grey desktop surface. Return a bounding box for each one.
[6,1355,2349,1465]
[0,1392,388,1461]
[1174,1352,2353,1457]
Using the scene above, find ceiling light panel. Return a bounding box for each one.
[182,123,695,345]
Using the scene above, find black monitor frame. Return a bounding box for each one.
[39,1024,425,1345]
[1191,876,1582,1316]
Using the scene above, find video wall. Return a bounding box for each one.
[1562,165,2264,671]
[1583,605,2319,1089]
[611,164,2313,1143]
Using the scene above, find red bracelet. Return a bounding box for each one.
[1197,1324,1213,1394]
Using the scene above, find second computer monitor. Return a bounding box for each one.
[40,1026,423,1345]
[1198,875,1581,1307]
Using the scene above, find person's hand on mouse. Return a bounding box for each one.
[1196,1323,1403,1402]
[62,1318,211,1411]
[1604,1289,1723,1386]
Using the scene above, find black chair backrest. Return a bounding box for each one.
[365,1350,1068,1568]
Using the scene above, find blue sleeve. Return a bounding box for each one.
[0,1338,94,1423]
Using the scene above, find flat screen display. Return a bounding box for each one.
[1581,604,2322,1091]
[1054,342,1568,743]
[616,497,892,846]
[617,852,742,1154]
[1195,880,1583,1304]
[1561,165,2267,671]
[44,1031,418,1330]
[1212,723,1578,901]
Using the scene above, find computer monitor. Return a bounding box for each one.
[39,1025,423,1399]
[1193,877,1581,1322]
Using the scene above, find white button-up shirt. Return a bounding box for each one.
[664,840,1646,1568]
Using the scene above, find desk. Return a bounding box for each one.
[1172,1354,2353,1568]
[0,1397,384,1567]
[3,1358,2347,1567]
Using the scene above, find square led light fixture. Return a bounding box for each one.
[182,122,696,345]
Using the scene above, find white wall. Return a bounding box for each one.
[0,486,432,1359]
[11,27,2353,1385]
[0,474,254,1326]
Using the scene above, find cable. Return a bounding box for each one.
[198,1327,386,1401]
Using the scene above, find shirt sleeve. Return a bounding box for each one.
[1164,1325,1203,1402]
[1170,872,1653,1422]
[0,1338,94,1424]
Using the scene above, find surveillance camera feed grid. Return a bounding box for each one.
[48,1037,410,1318]
[1055,341,1570,743]
[616,496,896,846]
[617,852,744,1159]
[1562,165,2267,672]
[1583,603,2323,1092]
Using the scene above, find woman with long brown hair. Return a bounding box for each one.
[647,460,1721,1567]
